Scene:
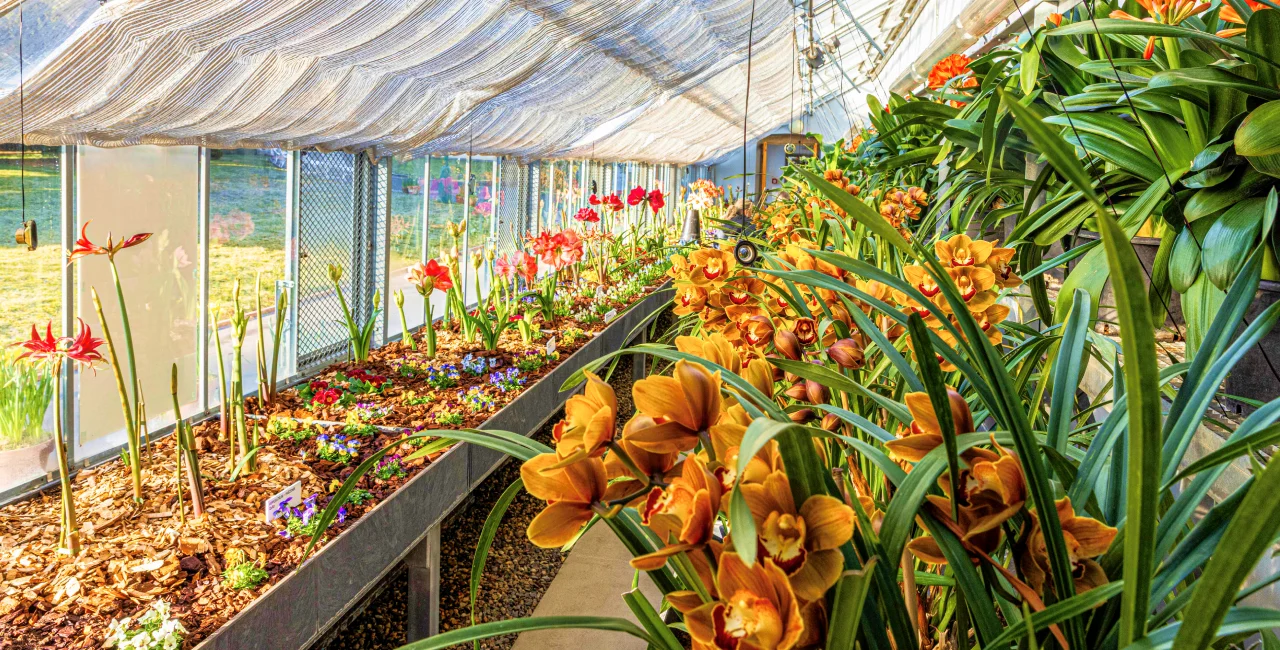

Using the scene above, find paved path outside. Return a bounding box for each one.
[512,521,662,650]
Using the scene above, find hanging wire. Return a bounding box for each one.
[741,0,758,203]
[18,2,26,226]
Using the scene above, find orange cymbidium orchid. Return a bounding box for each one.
[884,389,974,463]
[669,253,698,282]
[716,276,767,308]
[632,456,724,570]
[676,332,744,375]
[906,441,1027,563]
[741,471,855,602]
[935,234,993,268]
[985,246,1022,289]
[521,454,610,548]
[1110,0,1211,58]
[673,552,806,650]
[625,360,725,454]
[675,283,710,316]
[550,371,617,466]
[604,435,681,500]
[1019,497,1118,595]
[942,266,997,313]
[689,248,737,285]
[739,315,777,348]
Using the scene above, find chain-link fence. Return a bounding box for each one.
[495,157,524,253]
[296,151,386,370]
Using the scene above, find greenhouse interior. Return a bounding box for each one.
[2,0,1280,649]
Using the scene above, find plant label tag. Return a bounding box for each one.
[604,309,618,322]
[546,337,556,355]
[265,481,302,523]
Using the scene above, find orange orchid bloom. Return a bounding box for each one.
[1019,497,1118,595]
[984,246,1022,289]
[673,552,806,650]
[935,234,993,268]
[741,471,855,602]
[885,389,974,463]
[625,360,725,454]
[739,315,776,348]
[550,371,617,465]
[632,456,723,570]
[521,454,608,548]
[676,332,743,375]
[604,435,680,499]
[675,283,710,316]
[943,266,997,313]
[907,441,1027,563]
[689,248,737,285]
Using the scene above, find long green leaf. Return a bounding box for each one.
[397,616,655,650]
[471,478,525,639]
[1048,289,1091,452]
[1171,456,1280,650]
[985,582,1124,649]
[1098,208,1162,647]
[826,559,879,650]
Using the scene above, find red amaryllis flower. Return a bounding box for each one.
[627,185,647,206]
[407,259,453,294]
[518,252,539,284]
[66,222,152,264]
[588,194,602,205]
[647,189,665,213]
[604,193,625,212]
[16,319,105,370]
[575,207,600,223]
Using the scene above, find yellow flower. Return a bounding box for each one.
[674,283,710,316]
[935,234,993,268]
[675,552,806,650]
[689,248,737,285]
[550,371,617,465]
[1019,497,1118,595]
[741,471,855,602]
[521,454,607,548]
[625,360,725,453]
[631,456,723,570]
[676,332,743,375]
[885,390,974,463]
[906,440,1026,563]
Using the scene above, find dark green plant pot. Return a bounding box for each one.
[1068,231,1182,328]
[1225,279,1280,413]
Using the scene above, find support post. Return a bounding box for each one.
[406,522,441,642]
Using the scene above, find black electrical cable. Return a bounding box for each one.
[742,0,758,204]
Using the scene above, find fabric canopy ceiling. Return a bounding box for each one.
[0,0,804,164]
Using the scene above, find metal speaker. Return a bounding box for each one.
[14,220,36,251]
[783,142,797,155]
[734,239,759,266]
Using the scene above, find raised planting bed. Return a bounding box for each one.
[193,284,673,650]
[0,279,672,650]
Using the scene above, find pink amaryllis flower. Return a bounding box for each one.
[575,207,600,223]
[495,253,517,281]
[627,186,647,206]
[647,189,665,213]
[407,259,453,294]
[66,222,152,264]
[555,229,584,268]
[16,319,105,371]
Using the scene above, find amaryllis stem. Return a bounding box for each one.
[91,287,143,502]
[108,259,142,444]
[52,368,80,555]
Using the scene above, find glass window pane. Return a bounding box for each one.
[0,145,61,492]
[427,155,465,259]
[76,146,200,459]
[207,148,288,405]
[389,157,426,339]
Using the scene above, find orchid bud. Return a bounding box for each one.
[789,408,815,423]
[828,338,865,369]
[821,412,841,432]
[774,329,802,360]
[805,379,829,405]
[784,381,808,401]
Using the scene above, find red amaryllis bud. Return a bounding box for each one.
[784,381,808,401]
[828,338,865,369]
[774,329,802,360]
[805,379,829,405]
[821,412,842,432]
[789,408,815,423]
